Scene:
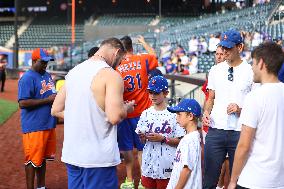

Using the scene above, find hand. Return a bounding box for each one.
[137,35,146,44]
[124,100,135,113]
[228,181,237,189]
[146,133,164,142]
[227,103,239,115]
[47,94,57,103]
[202,111,210,126]
[138,132,147,144]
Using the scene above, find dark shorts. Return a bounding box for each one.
[66,164,118,189]
[117,117,144,151]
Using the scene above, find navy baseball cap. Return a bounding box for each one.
[167,98,202,117]
[148,76,168,93]
[218,29,243,49]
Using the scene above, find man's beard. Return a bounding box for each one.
[111,55,122,69]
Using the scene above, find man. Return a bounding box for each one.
[18,48,57,189]
[202,29,254,189]
[0,54,7,92]
[228,42,284,189]
[201,45,230,189]
[116,35,158,189]
[51,38,135,189]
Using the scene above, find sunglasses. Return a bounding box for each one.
[228,67,233,81]
[148,90,161,95]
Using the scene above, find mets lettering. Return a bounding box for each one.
[117,61,142,73]
[147,120,172,134]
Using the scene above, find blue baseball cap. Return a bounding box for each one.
[32,48,53,62]
[167,98,202,117]
[278,62,284,83]
[148,76,168,93]
[218,29,243,49]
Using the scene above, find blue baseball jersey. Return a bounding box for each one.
[18,70,57,133]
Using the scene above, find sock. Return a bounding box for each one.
[37,187,46,189]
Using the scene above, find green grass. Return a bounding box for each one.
[0,99,18,125]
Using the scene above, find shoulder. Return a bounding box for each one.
[44,71,52,78]
[244,88,259,103]
[19,71,35,82]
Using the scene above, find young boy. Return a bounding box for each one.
[166,99,202,189]
[136,75,185,189]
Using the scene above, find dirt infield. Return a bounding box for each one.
[0,80,140,189]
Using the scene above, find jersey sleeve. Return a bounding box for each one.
[18,75,35,101]
[182,138,200,171]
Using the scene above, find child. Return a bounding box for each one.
[136,76,185,189]
[166,99,202,189]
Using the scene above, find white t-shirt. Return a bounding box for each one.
[167,131,202,189]
[207,60,253,131]
[238,83,284,189]
[136,106,185,179]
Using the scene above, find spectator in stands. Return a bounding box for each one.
[0,54,7,92]
[179,50,189,68]
[251,31,262,48]
[166,59,177,74]
[51,38,133,189]
[208,34,220,53]
[18,48,57,189]
[202,29,254,189]
[188,36,199,54]
[228,42,284,189]
[88,46,99,58]
[199,37,208,54]
[188,52,198,75]
[160,41,172,64]
[116,35,158,189]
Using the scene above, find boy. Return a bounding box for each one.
[136,76,185,189]
[166,99,202,189]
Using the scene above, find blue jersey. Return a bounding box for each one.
[18,70,56,133]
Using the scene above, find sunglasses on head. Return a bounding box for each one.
[228,67,233,81]
[148,90,161,95]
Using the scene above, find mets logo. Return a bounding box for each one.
[40,79,54,95]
